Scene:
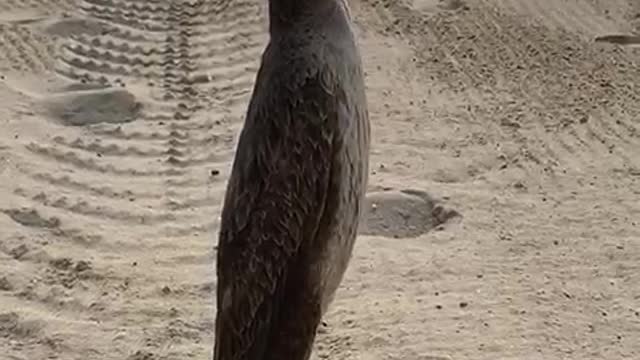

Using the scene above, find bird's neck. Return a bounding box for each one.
[268,0,338,33]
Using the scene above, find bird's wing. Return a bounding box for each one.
[213,67,339,360]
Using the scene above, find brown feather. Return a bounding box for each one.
[213,1,369,359]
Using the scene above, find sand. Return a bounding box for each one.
[0,0,639,359]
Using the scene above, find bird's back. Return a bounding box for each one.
[213,3,368,360]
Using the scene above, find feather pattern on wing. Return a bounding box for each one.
[213,42,342,360]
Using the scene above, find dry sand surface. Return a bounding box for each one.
[1,0,639,359]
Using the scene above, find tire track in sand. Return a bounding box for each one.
[476,2,640,177]
[0,0,267,359]
[485,1,640,175]
[367,0,640,187]
[500,0,630,37]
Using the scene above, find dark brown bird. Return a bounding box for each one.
[213,0,369,359]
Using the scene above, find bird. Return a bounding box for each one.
[213,0,369,359]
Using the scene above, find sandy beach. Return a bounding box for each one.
[1,0,639,359]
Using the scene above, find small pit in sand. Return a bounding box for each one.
[46,89,142,126]
[45,18,111,38]
[594,34,640,46]
[360,189,461,238]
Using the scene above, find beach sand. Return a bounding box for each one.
[1,0,639,359]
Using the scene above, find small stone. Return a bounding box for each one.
[0,277,13,291]
[9,244,29,260]
[50,258,73,270]
[74,260,91,272]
